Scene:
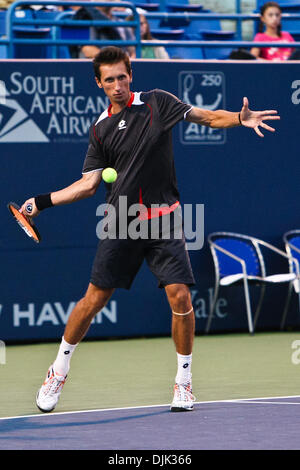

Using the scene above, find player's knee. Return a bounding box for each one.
[169,286,191,312]
[84,288,113,315]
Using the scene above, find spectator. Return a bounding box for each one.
[0,0,15,8]
[251,1,295,61]
[72,4,135,59]
[127,14,169,59]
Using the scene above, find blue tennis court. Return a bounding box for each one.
[1,395,300,450]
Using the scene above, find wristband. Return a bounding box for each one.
[34,193,53,211]
[238,112,243,126]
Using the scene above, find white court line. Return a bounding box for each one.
[1,394,300,422]
[233,400,300,405]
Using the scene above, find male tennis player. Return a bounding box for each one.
[21,46,280,413]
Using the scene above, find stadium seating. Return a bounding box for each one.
[0,9,5,32]
[281,230,300,329]
[34,9,60,21]
[150,27,185,39]
[4,0,299,60]
[280,4,300,33]
[0,9,6,58]
[13,26,51,59]
[130,0,160,12]
[257,0,300,7]
[205,232,297,334]
[158,7,235,59]
[146,17,161,30]
[150,27,203,58]
[5,8,56,58]
[166,0,203,13]
[158,9,235,59]
[201,30,236,59]
[53,10,87,59]
[159,10,222,37]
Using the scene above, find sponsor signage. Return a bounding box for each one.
[1,60,299,341]
[179,71,226,145]
[0,69,109,143]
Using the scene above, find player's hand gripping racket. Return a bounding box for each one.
[7,202,41,243]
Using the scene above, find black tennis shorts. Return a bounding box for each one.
[90,210,195,290]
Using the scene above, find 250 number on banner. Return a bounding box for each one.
[179,71,226,145]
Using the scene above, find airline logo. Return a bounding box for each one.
[0,92,49,143]
[0,72,109,143]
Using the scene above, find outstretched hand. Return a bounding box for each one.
[240,97,280,137]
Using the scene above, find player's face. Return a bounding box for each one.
[96,61,132,105]
[262,7,281,29]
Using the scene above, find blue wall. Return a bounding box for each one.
[0,59,299,341]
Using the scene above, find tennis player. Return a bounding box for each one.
[21,46,280,413]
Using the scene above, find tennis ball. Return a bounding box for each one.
[102,167,118,183]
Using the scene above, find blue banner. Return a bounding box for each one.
[0,60,299,341]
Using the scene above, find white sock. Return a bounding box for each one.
[175,352,192,385]
[53,337,78,377]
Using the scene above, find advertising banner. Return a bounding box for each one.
[0,60,299,341]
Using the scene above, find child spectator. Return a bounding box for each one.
[251,2,295,61]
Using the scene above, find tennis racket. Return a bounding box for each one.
[7,201,41,243]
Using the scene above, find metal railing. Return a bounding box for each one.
[1,0,300,59]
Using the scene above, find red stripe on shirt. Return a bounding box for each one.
[138,188,179,220]
[107,93,134,117]
[127,92,134,108]
[93,126,101,144]
[146,103,153,126]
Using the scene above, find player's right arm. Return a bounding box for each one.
[51,170,102,205]
[21,170,102,217]
[21,121,106,218]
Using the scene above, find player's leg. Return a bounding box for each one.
[52,283,114,376]
[63,283,114,345]
[145,219,196,411]
[36,238,144,413]
[165,283,195,384]
[36,283,114,413]
[165,283,196,412]
[165,283,195,355]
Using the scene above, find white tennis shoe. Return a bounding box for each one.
[170,382,195,412]
[36,365,67,413]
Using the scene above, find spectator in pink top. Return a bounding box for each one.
[251,2,295,61]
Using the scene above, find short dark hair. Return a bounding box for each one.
[93,47,132,81]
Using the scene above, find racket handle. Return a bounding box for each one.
[25,203,33,214]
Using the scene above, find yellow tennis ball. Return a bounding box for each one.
[102,168,118,183]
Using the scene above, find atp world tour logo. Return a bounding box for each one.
[179,71,226,144]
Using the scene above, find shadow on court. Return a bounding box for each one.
[1,398,300,450]
[0,408,170,433]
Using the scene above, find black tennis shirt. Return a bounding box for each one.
[82,89,192,214]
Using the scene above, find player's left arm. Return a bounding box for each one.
[186,96,280,137]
